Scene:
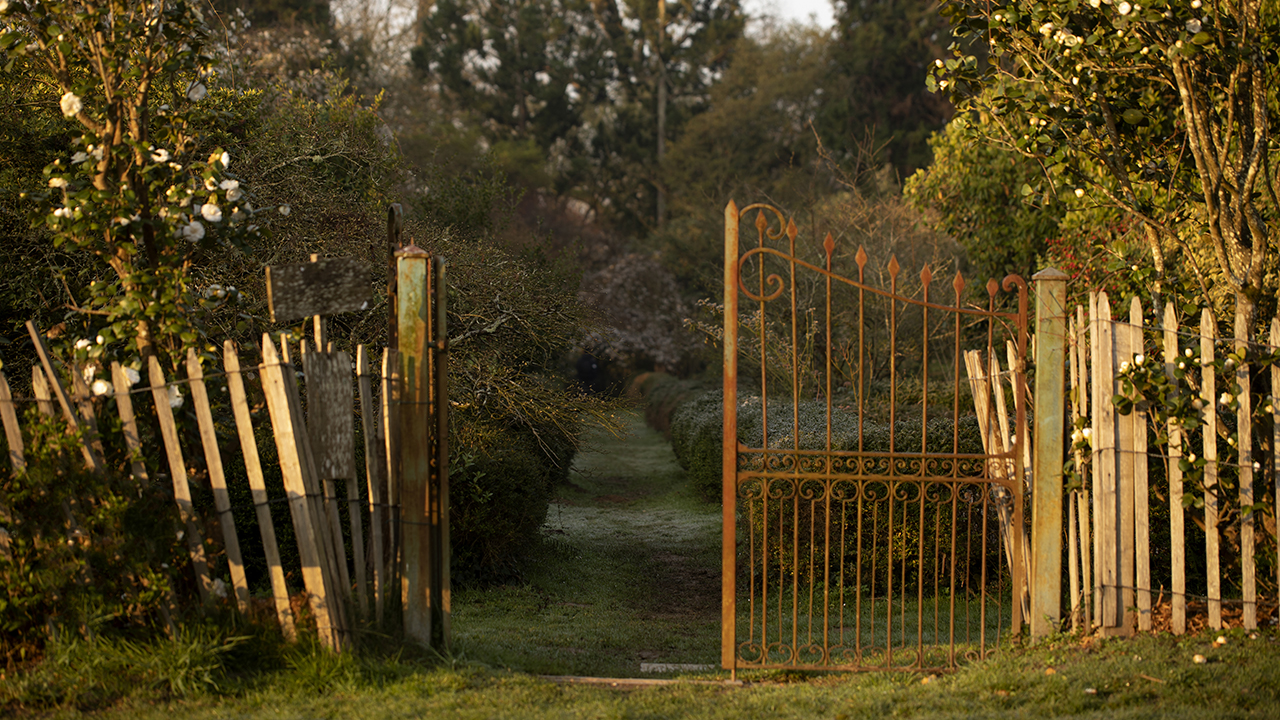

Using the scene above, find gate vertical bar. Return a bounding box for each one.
[722,201,739,673]
[1031,269,1067,638]
[398,243,434,646]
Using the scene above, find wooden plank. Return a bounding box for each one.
[358,345,387,627]
[1064,319,1075,627]
[1129,298,1150,632]
[1075,305,1093,631]
[1234,305,1256,629]
[67,364,106,463]
[1114,299,1136,632]
[287,341,352,642]
[300,344,356,616]
[302,350,357,480]
[1162,304,1186,634]
[224,341,297,640]
[382,347,401,602]
[26,322,101,471]
[990,354,1030,618]
[260,334,344,650]
[186,348,251,613]
[31,366,54,417]
[432,256,450,648]
[0,369,25,472]
[1093,292,1122,631]
[266,256,372,323]
[148,356,213,607]
[110,363,150,484]
[1271,318,1280,609]
[1200,309,1221,629]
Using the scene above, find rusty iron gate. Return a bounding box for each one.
[720,202,1030,673]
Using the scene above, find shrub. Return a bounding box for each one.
[633,372,709,436]
[670,389,986,502]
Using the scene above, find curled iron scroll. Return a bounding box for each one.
[736,203,791,303]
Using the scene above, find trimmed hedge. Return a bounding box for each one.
[670,389,986,502]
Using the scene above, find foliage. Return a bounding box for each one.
[0,0,275,359]
[0,410,180,663]
[633,371,710,435]
[932,0,1280,327]
[578,253,694,372]
[819,0,957,175]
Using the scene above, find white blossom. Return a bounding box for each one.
[168,384,184,408]
[59,92,82,117]
[48,177,67,188]
[1039,21,1055,36]
[91,379,111,396]
[278,204,291,216]
[187,82,207,101]
[201,203,223,223]
[220,179,242,201]
[82,365,96,382]
[71,151,89,164]
[124,367,141,386]
[1186,18,1201,33]
[151,148,171,163]
[204,177,218,191]
[1117,1,1132,13]
[1075,188,1085,198]
[182,220,206,242]
[75,338,92,350]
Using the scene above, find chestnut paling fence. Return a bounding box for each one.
[720,202,1032,673]
[0,251,450,652]
[1065,292,1280,636]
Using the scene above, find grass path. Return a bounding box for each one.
[451,409,722,677]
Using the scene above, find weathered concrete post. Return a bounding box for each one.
[1031,268,1069,638]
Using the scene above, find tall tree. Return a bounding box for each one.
[818,0,955,177]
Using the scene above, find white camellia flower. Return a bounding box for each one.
[60,92,82,117]
[1117,1,1131,13]
[187,82,207,101]
[1186,18,1201,32]
[0,1,11,14]
[220,151,230,167]
[91,379,111,396]
[168,384,184,409]
[1075,188,1085,198]
[151,147,171,163]
[279,204,291,216]
[72,151,89,164]
[48,177,67,188]
[75,338,92,350]
[182,220,206,242]
[124,367,141,386]
[201,203,223,222]
[82,365,95,382]
[1039,21,1055,36]
[204,177,218,191]
[219,179,242,201]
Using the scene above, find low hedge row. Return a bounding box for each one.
[669,389,986,502]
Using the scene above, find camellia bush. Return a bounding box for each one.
[0,0,273,359]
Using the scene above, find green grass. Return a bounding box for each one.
[5,411,1280,718]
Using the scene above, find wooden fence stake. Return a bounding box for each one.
[1091,292,1124,632]
[186,348,251,613]
[1234,305,1256,629]
[31,367,54,417]
[0,370,25,472]
[1163,304,1187,634]
[1067,316,1081,631]
[381,347,401,613]
[148,355,214,607]
[110,363,150,485]
[1200,309,1221,629]
[224,341,297,640]
[1271,318,1280,612]
[26,322,101,472]
[1128,298,1151,632]
[1074,305,1093,631]
[357,345,386,627]
[260,334,345,650]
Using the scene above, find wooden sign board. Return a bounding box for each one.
[303,349,357,480]
[266,256,372,323]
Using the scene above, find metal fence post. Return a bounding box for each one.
[1031,268,1069,638]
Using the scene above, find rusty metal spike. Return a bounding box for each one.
[986,277,999,297]
[888,255,900,278]
[920,264,933,287]
[953,271,965,297]
[856,246,868,269]
[786,218,798,241]
[755,210,768,234]
[823,232,835,258]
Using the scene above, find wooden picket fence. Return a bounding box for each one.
[1065,292,1280,635]
[0,321,408,651]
